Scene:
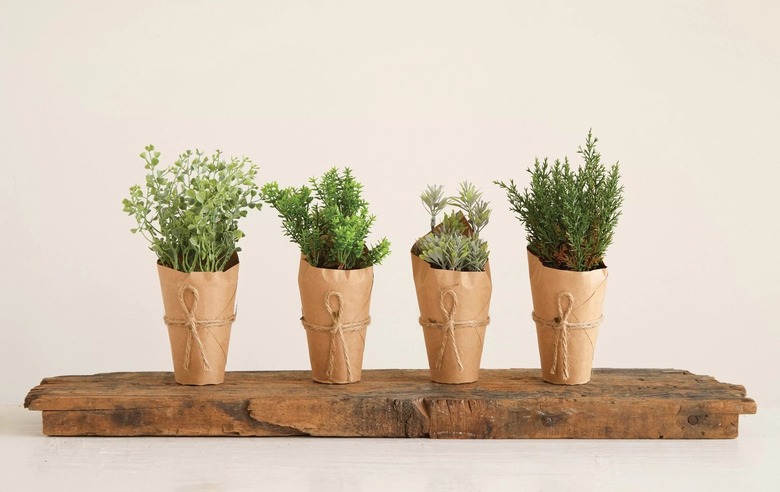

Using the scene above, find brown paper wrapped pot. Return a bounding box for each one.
[298,257,373,384]
[157,255,239,386]
[412,253,492,384]
[528,249,607,385]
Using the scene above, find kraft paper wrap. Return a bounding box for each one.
[527,250,607,385]
[411,253,492,384]
[157,255,239,386]
[298,256,374,384]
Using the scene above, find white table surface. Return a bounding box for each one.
[1,404,777,492]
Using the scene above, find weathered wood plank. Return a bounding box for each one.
[25,369,756,439]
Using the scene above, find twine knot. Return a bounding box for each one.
[301,291,371,382]
[419,289,490,372]
[163,284,236,372]
[532,292,602,380]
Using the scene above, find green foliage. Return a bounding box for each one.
[261,167,390,270]
[449,181,491,236]
[415,182,491,272]
[420,184,448,232]
[495,130,624,271]
[122,145,261,273]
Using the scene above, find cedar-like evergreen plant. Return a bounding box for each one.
[261,167,390,270]
[495,131,623,271]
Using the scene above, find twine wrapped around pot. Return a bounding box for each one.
[532,292,602,380]
[418,289,490,372]
[527,250,607,385]
[298,257,373,384]
[301,291,371,383]
[412,253,491,384]
[157,256,239,386]
[163,284,236,372]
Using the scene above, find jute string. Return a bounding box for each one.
[163,284,236,372]
[300,291,371,382]
[532,292,602,380]
[419,289,490,372]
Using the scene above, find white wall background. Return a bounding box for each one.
[1,0,778,408]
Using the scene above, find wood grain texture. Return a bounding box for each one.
[24,369,757,439]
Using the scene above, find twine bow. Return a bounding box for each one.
[532,292,602,380]
[419,289,490,372]
[163,284,236,372]
[300,291,371,382]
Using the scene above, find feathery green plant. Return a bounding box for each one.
[415,182,490,272]
[495,130,623,271]
[122,145,261,273]
[261,167,390,270]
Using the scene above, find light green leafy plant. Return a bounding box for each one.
[122,145,261,273]
[261,167,390,270]
[449,181,491,236]
[414,182,491,272]
[495,130,623,271]
[420,184,448,233]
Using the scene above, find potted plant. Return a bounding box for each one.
[122,145,261,385]
[411,182,492,384]
[261,167,390,384]
[495,131,623,385]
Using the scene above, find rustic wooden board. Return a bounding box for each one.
[24,369,756,439]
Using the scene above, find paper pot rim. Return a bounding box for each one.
[298,255,375,274]
[526,249,608,275]
[409,251,490,275]
[155,253,240,275]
